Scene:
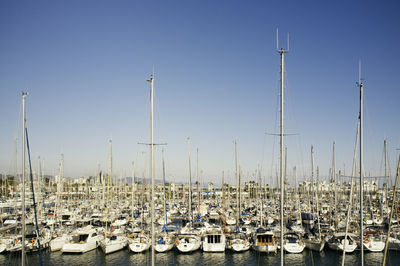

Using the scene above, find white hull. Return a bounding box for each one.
[364,240,384,252]
[283,243,305,253]
[231,239,251,252]
[176,241,201,252]
[203,242,225,252]
[252,244,278,253]
[176,236,201,253]
[155,243,174,252]
[50,235,70,252]
[101,237,128,254]
[328,241,357,253]
[129,242,150,253]
[62,241,98,253]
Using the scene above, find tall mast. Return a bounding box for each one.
[277,29,288,265]
[21,92,27,266]
[333,141,337,217]
[311,145,315,214]
[147,74,155,266]
[384,139,388,210]
[187,137,192,224]
[131,162,135,231]
[197,148,200,216]
[359,72,364,266]
[316,166,321,238]
[341,118,360,266]
[222,171,225,228]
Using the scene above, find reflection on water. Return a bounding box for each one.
[365,252,383,266]
[202,252,226,265]
[2,248,400,266]
[175,250,202,265]
[285,253,305,266]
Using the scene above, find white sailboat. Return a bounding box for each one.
[228,232,251,252]
[283,232,305,254]
[100,140,128,255]
[175,233,201,253]
[328,232,357,253]
[154,150,175,253]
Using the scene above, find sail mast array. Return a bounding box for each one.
[358,65,364,266]
[21,92,27,266]
[277,29,289,266]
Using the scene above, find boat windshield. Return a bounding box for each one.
[72,234,89,243]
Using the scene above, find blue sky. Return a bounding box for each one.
[0,0,399,186]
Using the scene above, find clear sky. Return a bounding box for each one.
[0,0,399,186]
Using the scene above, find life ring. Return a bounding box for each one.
[364,236,369,244]
[15,238,19,243]
[31,238,36,244]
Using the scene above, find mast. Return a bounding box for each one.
[277,29,288,265]
[162,150,168,228]
[384,140,388,210]
[187,137,192,225]
[333,141,337,218]
[259,167,263,227]
[21,92,27,266]
[341,119,358,265]
[14,138,18,198]
[359,70,364,266]
[316,166,321,238]
[382,156,400,266]
[147,74,155,266]
[222,171,225,229]
[311,146,315,215]
[105,140,112,235]
[197,148,200,216]
[234,140,239,227]
[131,162,135,231]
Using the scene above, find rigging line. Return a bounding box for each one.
[25,127,43,266]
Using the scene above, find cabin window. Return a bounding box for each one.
[207,235,221,244]
[257,235,273,245]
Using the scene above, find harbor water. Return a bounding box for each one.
[2,248,400,266]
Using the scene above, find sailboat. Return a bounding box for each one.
[155,150,175,253]
[304,146,325,252]
[327,232,357,253]
[100,140,128,254]
[50,155,72,252]
[175,233,202,253]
